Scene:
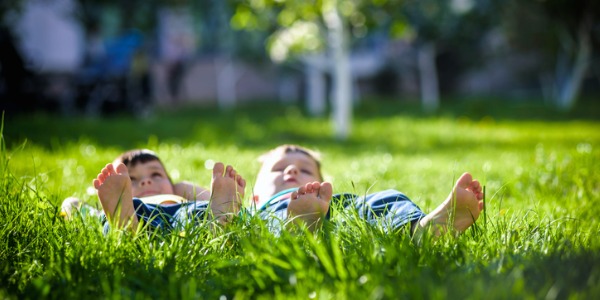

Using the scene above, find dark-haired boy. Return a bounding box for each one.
[63,149,245,231]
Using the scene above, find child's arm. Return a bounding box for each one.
[173,181,210,200]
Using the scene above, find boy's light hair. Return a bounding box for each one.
[259,144,324,181]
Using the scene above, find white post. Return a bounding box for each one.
[216,56,238,109]
[417,41,440,112]
[324,4,351,140]
[557,21,591,111]
[305,55,327,116]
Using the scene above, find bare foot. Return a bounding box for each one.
[288,181,333,232]
[415,172,484,237]
[93,163,138,229]
[210,162,246,224]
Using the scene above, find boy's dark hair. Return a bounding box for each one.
[113,150,173,185]
[113,149,163,169]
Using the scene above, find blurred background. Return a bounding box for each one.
[0,0,598,125]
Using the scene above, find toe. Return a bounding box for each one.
[319,182,333,201]
[225,165,233,177]
[115,163,128,175]
[106,163,116,175]
[297,185,307,195]
[471,180,481,192]
[311,182,320,190]
[456,172,473,189]
[213,162,225,178]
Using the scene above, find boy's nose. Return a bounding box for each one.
[284,165,299,175]
[140,177,153,186]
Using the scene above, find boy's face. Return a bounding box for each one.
[126,160,174,198]
[254,150,322,201]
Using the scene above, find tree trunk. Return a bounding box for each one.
[324,5,352,140]
[304,54,327,116]
[417,41,440,112]
[556,18,592,111]
[216,56,239,109]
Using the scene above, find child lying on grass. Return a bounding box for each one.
[61,149,211,218]
[72,145,484,238]
[63,149,245,230]
[252,144,485,237]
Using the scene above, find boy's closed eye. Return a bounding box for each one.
[271,164,285,172]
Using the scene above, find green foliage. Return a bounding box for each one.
[1,99,599,298]
[229,0,417,61]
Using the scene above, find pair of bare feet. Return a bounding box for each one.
[285,172,484,236]
[95,162,484,236]
[93,162,246,229]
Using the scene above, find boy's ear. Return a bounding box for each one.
[253,195,259,204]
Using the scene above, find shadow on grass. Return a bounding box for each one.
[3,97,599,151]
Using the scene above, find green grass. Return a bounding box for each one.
[1,99,599,299]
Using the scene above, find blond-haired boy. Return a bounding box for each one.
[253,144,484,237]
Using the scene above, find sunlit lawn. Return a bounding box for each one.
[1,99,599,299]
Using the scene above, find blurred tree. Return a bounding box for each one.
[228,0,501,124]
[502,0,599,111]
[75,0,161,33]
[0,0,22,21]
[190,0,270,109]
[228,0,410,139]
[3,0,270,110]
[379,0,501,112]
[80,0,268,108]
